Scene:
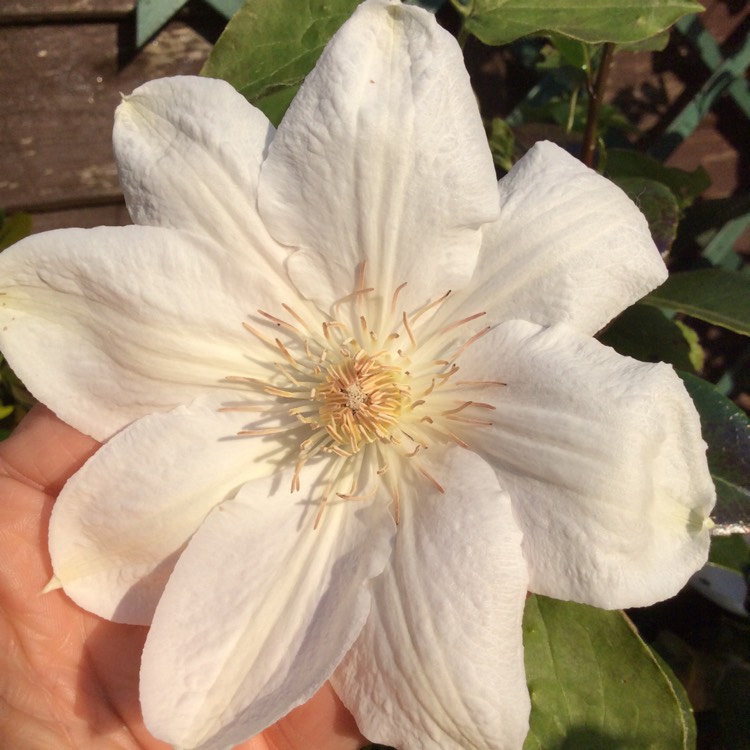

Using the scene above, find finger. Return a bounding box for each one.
[0,404,99,495]
[257,682,366,750]
[0,412,366,750]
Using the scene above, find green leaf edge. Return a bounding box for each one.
[642,269,750,336]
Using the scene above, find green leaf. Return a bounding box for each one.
[674,321,705,372]
[678,372,750,535]
[487,117,516,172]
[709,535,750,571]
[605,149,710,209]
[611,176,680,254]
[619,29,671,51]
[451,0,703,46]
[642,269,750,336]
[201,0,360,126]
[523,595,695,749]
[0,212,32,252]
[546,34,590,70]
[599,304,700,373]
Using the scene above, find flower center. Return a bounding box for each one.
[316,352,406,454]
[227,263,503,523]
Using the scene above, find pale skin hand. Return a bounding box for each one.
[0,405,366,750]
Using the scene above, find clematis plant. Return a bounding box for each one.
[0,1,715,749]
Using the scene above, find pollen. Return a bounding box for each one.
[316,352,407,454]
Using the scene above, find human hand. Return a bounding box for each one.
[0,405,366,750]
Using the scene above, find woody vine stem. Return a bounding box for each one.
[582,42,616,168]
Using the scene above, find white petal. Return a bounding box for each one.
[333,448,530,750]
[115,76,289,279]
[462,320,715,609]
[259,0,498,313]
[49,393,281,625]
[449,142,666,335]
[140,463,396,750]
[0,225,274,439]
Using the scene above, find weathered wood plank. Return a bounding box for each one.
[0,1,134,24]
[28,203,131,234]
[0,21,212,219]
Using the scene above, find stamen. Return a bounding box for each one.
[439,311,486,335]
[411,290,452,322]
[224,375,258,385]
[436,364,460,383]
[242,321,276,348]
[275,339,302,370]
[418,420,469,449]
[390,281,408,314]
[417,466,445,494]
[232,271,497,528]
[237,425,296,437]
[447,326,492,362]
[420,379,436,397]
[356,261,368,292]
[402,311,416,348]
[440,401,475,416]
[445,415,493,426]
[258,309,301,334]
[282,303,315,334]
[455,379,507,388]
[313,456,348,528]
[218,404,276,413]
[337,482,378,502]
[334,286,375,312]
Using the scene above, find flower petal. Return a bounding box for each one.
[462,320,715,609]
[333,448,530,750]
[0,225,274,439]
[449,141,666,335]
[259,0,498,312]
[115,76,288,278]
[48,393,280,625]
[140,464,396,750]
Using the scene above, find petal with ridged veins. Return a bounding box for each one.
[140,461,396,750]
[460,320,715,609]
[333,448,530,750]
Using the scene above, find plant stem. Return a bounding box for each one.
[581,42,615,168]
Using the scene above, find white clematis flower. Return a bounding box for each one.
[0,1,714,749]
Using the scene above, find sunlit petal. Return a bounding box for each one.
[447,141,666,335]
[260,0,498,313]
[462,320,715,608]
[115,75,289,281]
[0,226,273,439]
[49,393,283,624]
[334,449,529,750]
[140,463,396,750]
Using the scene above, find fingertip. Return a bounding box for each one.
[0,404,100,494]
[259,682,366,750]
